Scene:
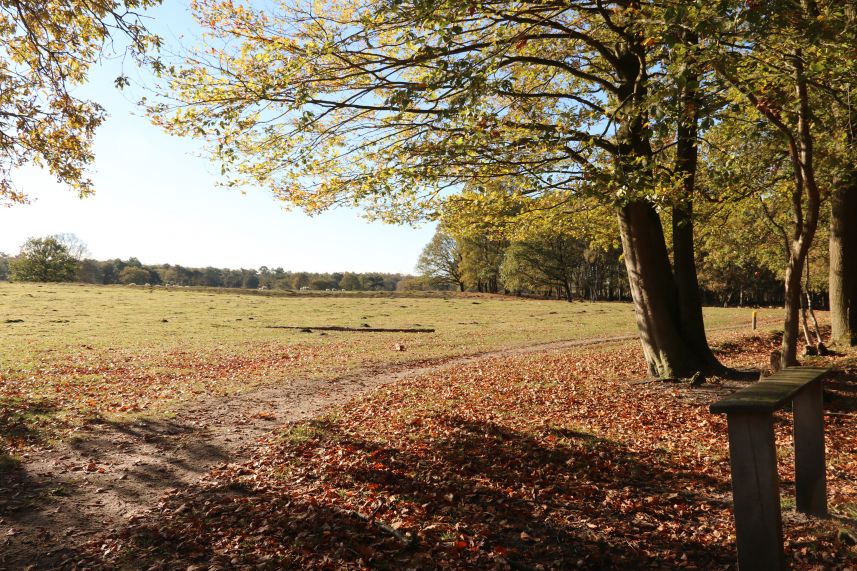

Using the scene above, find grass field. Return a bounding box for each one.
[0,282,784,450]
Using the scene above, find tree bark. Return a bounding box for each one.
[829,169,857,346]
[619,200,703,378]
[672,203,719,368]
[672,121,720,368]
[830,0,857,344]
[783,251,809,365]
[780,52,820,367]
[671,30,722,371]
[612,38,716,378]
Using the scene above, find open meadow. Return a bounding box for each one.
[0,282,783,452]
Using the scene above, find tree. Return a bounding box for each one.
[155,0,731,377]
[292,272,310,290]
[500,234,584,301]
[360,274,386,291]
[77,259,104,283]
[202,267,224,287]
[443,183,626,300]
[822,5,857,346]
[695,117,832,310]
[663,25,721,370]
[118,266,150,285]
[830,166,857,345]
[53,233,90,260]
[0,253,10,281]
[242,270,260,289]
[710,1,833,366]
[416,228,464,291]
[339,273,363,291]
[459,236,506,294]
[10,237,78,282]
[0,1,161,204]
[258,266,274,288]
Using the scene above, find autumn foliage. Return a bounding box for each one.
[73,333,856,569]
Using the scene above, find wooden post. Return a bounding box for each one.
[752,310,758,330]
[793,378,828,517]
[726,412,785,571]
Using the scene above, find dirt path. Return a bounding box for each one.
[0,324,766,570]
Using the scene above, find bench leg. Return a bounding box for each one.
[726,412,785,571]
[793,378,828,517]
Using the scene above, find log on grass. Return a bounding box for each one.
[267,325,435,333]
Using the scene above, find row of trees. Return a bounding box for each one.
[417,210,830,308]
[0,236,409,291]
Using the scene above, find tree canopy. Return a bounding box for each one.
[9,236,79,282]
[155,0,687,216]
[0,0,161,204]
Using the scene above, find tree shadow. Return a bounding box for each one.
[64,415,738,570]
[824,368,857,413]
[0,396,63,452]
[340,415,733,567]
[716,368,762,382]
[0,415,233,570]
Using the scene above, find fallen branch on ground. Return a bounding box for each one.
[332,506,418,547]
[267,326,435,333]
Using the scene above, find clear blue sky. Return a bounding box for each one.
[0,1,436,274]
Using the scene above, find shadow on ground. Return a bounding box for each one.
[0,396,62,450]
[65,415,736,570]
[825,366,857,413]
[0,415,232,569]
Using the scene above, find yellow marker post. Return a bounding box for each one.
[752,310,758,330]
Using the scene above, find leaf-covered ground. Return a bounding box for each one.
[69,332,857,570]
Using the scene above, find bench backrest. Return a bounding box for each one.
[709,367,829,414]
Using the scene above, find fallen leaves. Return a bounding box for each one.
[0,342,345,452]
[65,330,856,569]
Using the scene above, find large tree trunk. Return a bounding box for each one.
[672,203,719,368]
[672,58,721,369]
[612,39,716,379]
[829,169,857,346]
[618,200,705,378]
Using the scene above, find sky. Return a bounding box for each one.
[0,1,436,274]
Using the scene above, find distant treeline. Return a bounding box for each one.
[0,233,812,306]
[0,236,413,292]
[83,260,410,291]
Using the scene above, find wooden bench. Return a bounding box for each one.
[709,367,829,571]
